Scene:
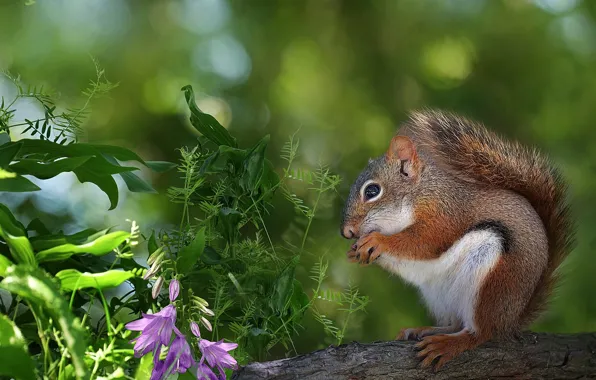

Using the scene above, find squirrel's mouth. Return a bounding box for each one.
[358,224,379,238]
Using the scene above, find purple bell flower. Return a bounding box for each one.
[150,335,194,379]
[191,321,238,379]
[125,304,182,358]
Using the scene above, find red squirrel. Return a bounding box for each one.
[341,110,574,370]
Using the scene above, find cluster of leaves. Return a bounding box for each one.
[151,85,368,363]
[0,68,169,379]
[0,206,148,379]
[0,65,174,207]
[0,76,368,380]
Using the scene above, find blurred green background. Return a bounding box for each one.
[1,0,595,356]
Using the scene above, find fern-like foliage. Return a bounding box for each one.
[0,57,117,142]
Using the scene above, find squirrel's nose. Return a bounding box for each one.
[341,225,356,239]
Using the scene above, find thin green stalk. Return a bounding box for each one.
[97,289,113,336]
[300,170,326,252]
[250,195,276,255]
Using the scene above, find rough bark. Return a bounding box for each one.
[232,333,596,379]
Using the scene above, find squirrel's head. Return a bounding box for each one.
[341,135,422,239]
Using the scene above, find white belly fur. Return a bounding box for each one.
[376,230,502,332]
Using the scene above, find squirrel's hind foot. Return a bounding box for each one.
[415,329,484,371]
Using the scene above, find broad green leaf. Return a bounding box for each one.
[0,204,27,236]
[14,140,139,174]
[25,218,50,235]
[218,207,242,245]
[178,372,195,380]
[182,85,237,147]
[13,139,168,174]
[177,227,206,274]
[31,228,102,252]
[271,260,298,313]
[241,135,269,193]
[0,313,35,380]
[9,156,92,179]
[0,141,21,168]
[119,171,156,193]
[83,143,146,163]
[202,246,222,265]
[0,266,88,378]
[200,145,246,175]
[15,139,96,159]
[290,280,309,313]
[36,230,130,263]
[145,161,176,172]
[0,254,12,277]
[56,269,135,291]
[147,230,158,255]
[102,155,157,194]
[72,165,119,210]
[134,352,154,380]
[0,204,36,266]
[75,156,138,176]
[260,160,281,198]
[0,175,41,192]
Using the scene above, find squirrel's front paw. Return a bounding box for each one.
[350,232,385,265]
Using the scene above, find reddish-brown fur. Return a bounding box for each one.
[342,110,574,371]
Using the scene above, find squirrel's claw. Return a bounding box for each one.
[415,330,480,372]
[351,232,385,265]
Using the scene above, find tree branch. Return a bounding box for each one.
[232,332,596,379]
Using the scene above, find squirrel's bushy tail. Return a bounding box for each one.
[405,110,574,325]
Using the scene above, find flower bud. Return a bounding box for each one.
[152,276,164,299]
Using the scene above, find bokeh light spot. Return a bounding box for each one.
[533,0,580,14]
[421,37,475,88]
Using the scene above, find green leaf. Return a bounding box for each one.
[31,228,102,252]
[201,246,222,265]
[119,171,156,193]
[134,352,154,380]
[0,266,88,378]
[14,140,138,175]
[260,160,281,198]
[0,204,36,266]
[145,161,176,172]
[72,165,120,210]
[200,146,247,175]
[0,204,27,236]
[83,144,146,163]
[0,141,21,168]
[36,230,130,263]
[0,175,41,192]
[182,85,237,147]
[177,372,196,380]
[147,230,158,254]
[9,156,92,179]
[241,135,269,193]
[290,280,309,313]
[271,260,298,313]
[0,313,35,380]
[56,269,135,291]
[0,254,12,277]
[177,227,206,274]
[26,218,50,236]
[218,208,242,245]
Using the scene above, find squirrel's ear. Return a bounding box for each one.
[385,135,421,179]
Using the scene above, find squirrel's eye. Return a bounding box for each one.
[364,184,381,201]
